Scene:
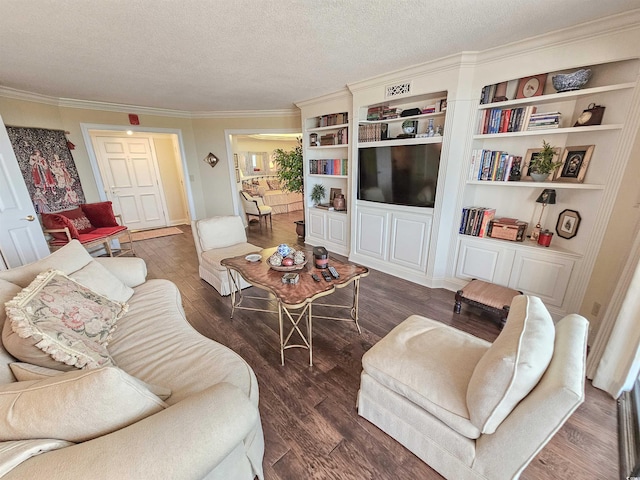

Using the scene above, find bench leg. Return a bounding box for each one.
[454,290,463,314]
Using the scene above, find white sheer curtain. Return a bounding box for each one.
[589,220,640,398]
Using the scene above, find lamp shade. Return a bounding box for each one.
[536,189,556,205]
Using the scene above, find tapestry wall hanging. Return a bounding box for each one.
[6,127,85,213]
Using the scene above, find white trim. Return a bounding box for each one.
[80,123,196,223]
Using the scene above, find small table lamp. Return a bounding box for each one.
[531,188,557,241]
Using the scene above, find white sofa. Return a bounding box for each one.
[358,295,588,480]
[0,240,264,479]
[193,216,260,296]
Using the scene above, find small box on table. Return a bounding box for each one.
[487,218,528,242]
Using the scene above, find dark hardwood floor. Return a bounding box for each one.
[132,212,618,479]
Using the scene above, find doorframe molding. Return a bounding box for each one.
[80,123,195,222]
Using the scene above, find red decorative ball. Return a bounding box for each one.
[282,257,294,266]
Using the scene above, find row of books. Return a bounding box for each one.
[527,111,561,130]
[469,149,523,182]
[367,106,402,120]
[309,158,348,176]
[477,106,537,134]
[459,207,496,237]
[317,112,348,127]
[319,128,348,146]
[358,123,390,142]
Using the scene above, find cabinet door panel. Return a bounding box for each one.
[328,215,347,246]
[356,209,387,259]
[456,239,514,285]
[509,252,574,307]
[308,210,326,238]
[389,213,431,271]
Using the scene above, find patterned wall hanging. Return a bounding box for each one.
[6,127,85,213]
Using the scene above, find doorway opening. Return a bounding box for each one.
[82,124,193,231]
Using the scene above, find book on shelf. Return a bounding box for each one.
[460,207,496,237]
[358,123,389,142]
[478,105,538,134]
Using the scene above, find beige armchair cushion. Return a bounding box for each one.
[195,216,247,251]
[362,315,490,439]
[467,295,555,434]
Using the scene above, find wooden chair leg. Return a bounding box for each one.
[268,213,272,228]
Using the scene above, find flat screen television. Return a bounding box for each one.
[358,143,441,208]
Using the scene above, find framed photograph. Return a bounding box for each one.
[516,74,547,99]
[439,98,448,112]
[553,145,594,183]
[556,209,581,239]
[522,146,562,180]
[329,187,342,203]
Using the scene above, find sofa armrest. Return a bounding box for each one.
[6,383,259,480]
[94,257,148,287]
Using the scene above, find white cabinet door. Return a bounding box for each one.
[308,209,326,240]
[509,251,574,307]
[456,237,514,285]
[327,214,348,247]
[356,207,388,260]
[389,211,432,272]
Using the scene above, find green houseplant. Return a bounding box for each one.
[273,138,305,237]
[529,140,563,181]
[310,183,326,205]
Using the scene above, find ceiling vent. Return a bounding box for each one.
[385,82,412,99]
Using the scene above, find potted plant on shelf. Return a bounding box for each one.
[310,183,326,206]
[273,138,305,238]
[529,140,563,182]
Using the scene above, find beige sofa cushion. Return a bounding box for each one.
[362,315,490,439]
[9,362,172,401]
[467,295,555,434]
[69,260,134,303]
[196,216,247,251]
[0,366,165,442]
[0,240,92,288]
[3,270,127,370]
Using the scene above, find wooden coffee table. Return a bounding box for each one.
[221,246,369,366]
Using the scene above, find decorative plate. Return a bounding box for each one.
[245,254,262,262]
[270,259,307,272]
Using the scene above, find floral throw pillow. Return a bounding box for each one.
[4,269,128,369]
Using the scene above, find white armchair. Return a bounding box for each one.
[192,216,261,296]
[239,191,272,229]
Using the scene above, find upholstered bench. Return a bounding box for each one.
[41,201,134,257]
[454,279,520,329]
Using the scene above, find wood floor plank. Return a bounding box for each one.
[131,215,619,479]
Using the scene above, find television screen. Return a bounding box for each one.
[358,143,441,207]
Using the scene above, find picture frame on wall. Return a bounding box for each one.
[235,169,240,183]
[233,153,238,169]
[516,74,547,99]
[522,146,562,181]
[553,145,594,183]
[556,209,581,239]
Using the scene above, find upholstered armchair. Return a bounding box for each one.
[239,191,272,229]
[41,201,134,257]
[192,216,260,296]
[358,295,588,480]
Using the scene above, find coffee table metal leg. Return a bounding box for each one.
[308,303,313,366]
[351,278,362,334]
[278,302,285,366]
[279,303,312,366]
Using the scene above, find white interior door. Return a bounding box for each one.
[94,135,167,230]
[0,115,50,269]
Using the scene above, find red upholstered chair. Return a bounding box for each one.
[41,201,135,257]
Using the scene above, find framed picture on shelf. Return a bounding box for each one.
[329,188,342,203]
[553,145,594,183]
[516,74,547,99]
[522,146,562,181]
[556,209,581,239]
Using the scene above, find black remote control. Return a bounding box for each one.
[328,266,340,279]
[321,270,332,282]
[311,273,321,282]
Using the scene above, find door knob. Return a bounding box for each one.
[24,215,35,221]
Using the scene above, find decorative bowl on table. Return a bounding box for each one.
[245,254,262,262]
[268,246,306,271]
[552,68,592,92]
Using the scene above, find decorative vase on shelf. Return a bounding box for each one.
[531,173,550,182]
[333,194,346,211]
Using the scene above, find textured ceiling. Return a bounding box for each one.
[0,1,638,113]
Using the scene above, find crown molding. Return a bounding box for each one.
[295,88,351,109]
[0,85,299,119]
